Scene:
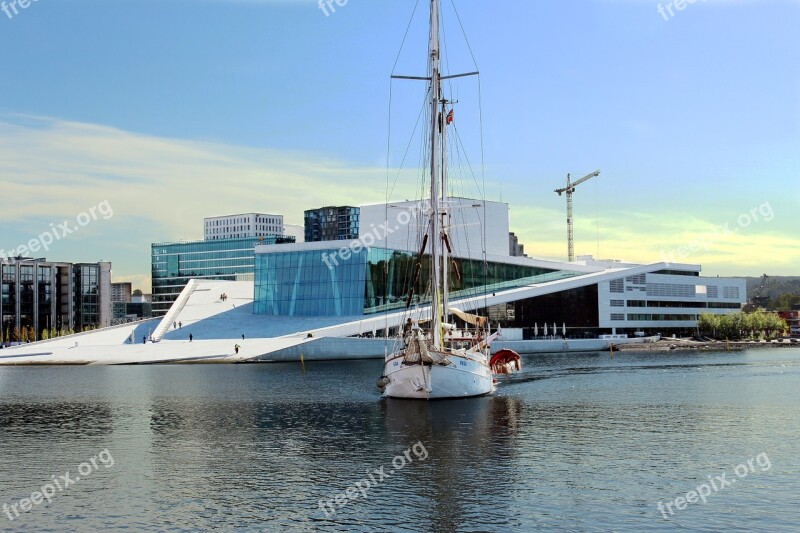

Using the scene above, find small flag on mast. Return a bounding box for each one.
[446,109,454,125]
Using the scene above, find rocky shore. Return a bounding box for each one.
[612,338,800,352]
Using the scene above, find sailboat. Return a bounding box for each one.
[379,0,516,400]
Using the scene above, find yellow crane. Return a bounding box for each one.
[555,170,600,262]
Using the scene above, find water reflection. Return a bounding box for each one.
[380,396,524,531]
[0,350,798,531]
[0,401,113,437]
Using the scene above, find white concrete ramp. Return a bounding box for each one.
[0,280,354,365]
[151,279,197,342]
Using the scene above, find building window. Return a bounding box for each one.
[646,283,696,298]
[723,287,740,299]
[610,279,623,293]
[610,300,624,307]
[610,313,625,321]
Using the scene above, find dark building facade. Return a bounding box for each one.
[1,258,111,342]
[304,206,360,242]
[509,232,526,257]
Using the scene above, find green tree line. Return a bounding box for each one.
[1,326,90,344]
[697,310,787,340]
[767,293,800,311]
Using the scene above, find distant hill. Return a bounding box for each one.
[739,276,800,310]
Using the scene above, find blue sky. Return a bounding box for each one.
[1,0,798,291]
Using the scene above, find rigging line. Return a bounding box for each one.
[594,174,601,258]
[390,0,421,76]
[448,0,479,71]
[476,74,488,315]
[450,122,485,202]
[387,0,419,333]
[388,90,431,201]
[439,5,456,107]
[385,77,393,336]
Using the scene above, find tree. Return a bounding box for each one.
[769,293,800,311]
[699,311,788,340]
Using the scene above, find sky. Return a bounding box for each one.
[0,0,798,292]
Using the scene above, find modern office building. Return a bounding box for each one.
[151,235,295,316]
[253,199,746,335]
[204,213,284,241]
[252,238,744,336]
[112,285,153,323]
[132,290,152,303]
[304,206,360,242]
[509,232,526,257]
[111,282,132,303]
[113,300,153,323]
[1,257,112,341]
[3,199,747,364]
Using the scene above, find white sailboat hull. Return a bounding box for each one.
[383,354,495,400]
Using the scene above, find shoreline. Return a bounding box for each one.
[612,338,800,352]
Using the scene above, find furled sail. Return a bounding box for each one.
[448,307,488,327]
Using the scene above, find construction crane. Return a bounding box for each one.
[752,273,770,309]
[555,170,600,262]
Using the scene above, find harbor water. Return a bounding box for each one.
[1,348,798,531]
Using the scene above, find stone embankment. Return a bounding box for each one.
[612,338,800,352]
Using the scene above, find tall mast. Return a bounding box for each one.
[441,99,449,327]
[428,0,442,348]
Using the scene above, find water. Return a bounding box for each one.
[1,348,799,532]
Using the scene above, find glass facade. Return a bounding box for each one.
[19,265,34,332]
[254,248,368,316]
[151,236,295,316]
[74,264,100,331]
[2,264,16,339]
[0,259,109,341]
[254,246,583,317]
[37,265,52,332]
[304,206,360,242]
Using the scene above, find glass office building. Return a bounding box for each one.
[304,206,360,242]
[253,246,582,317]
[1,258,111,342]
[74,264,102,332]
[151,236,295,316]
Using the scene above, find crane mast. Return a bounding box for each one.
[555,170,600,262]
